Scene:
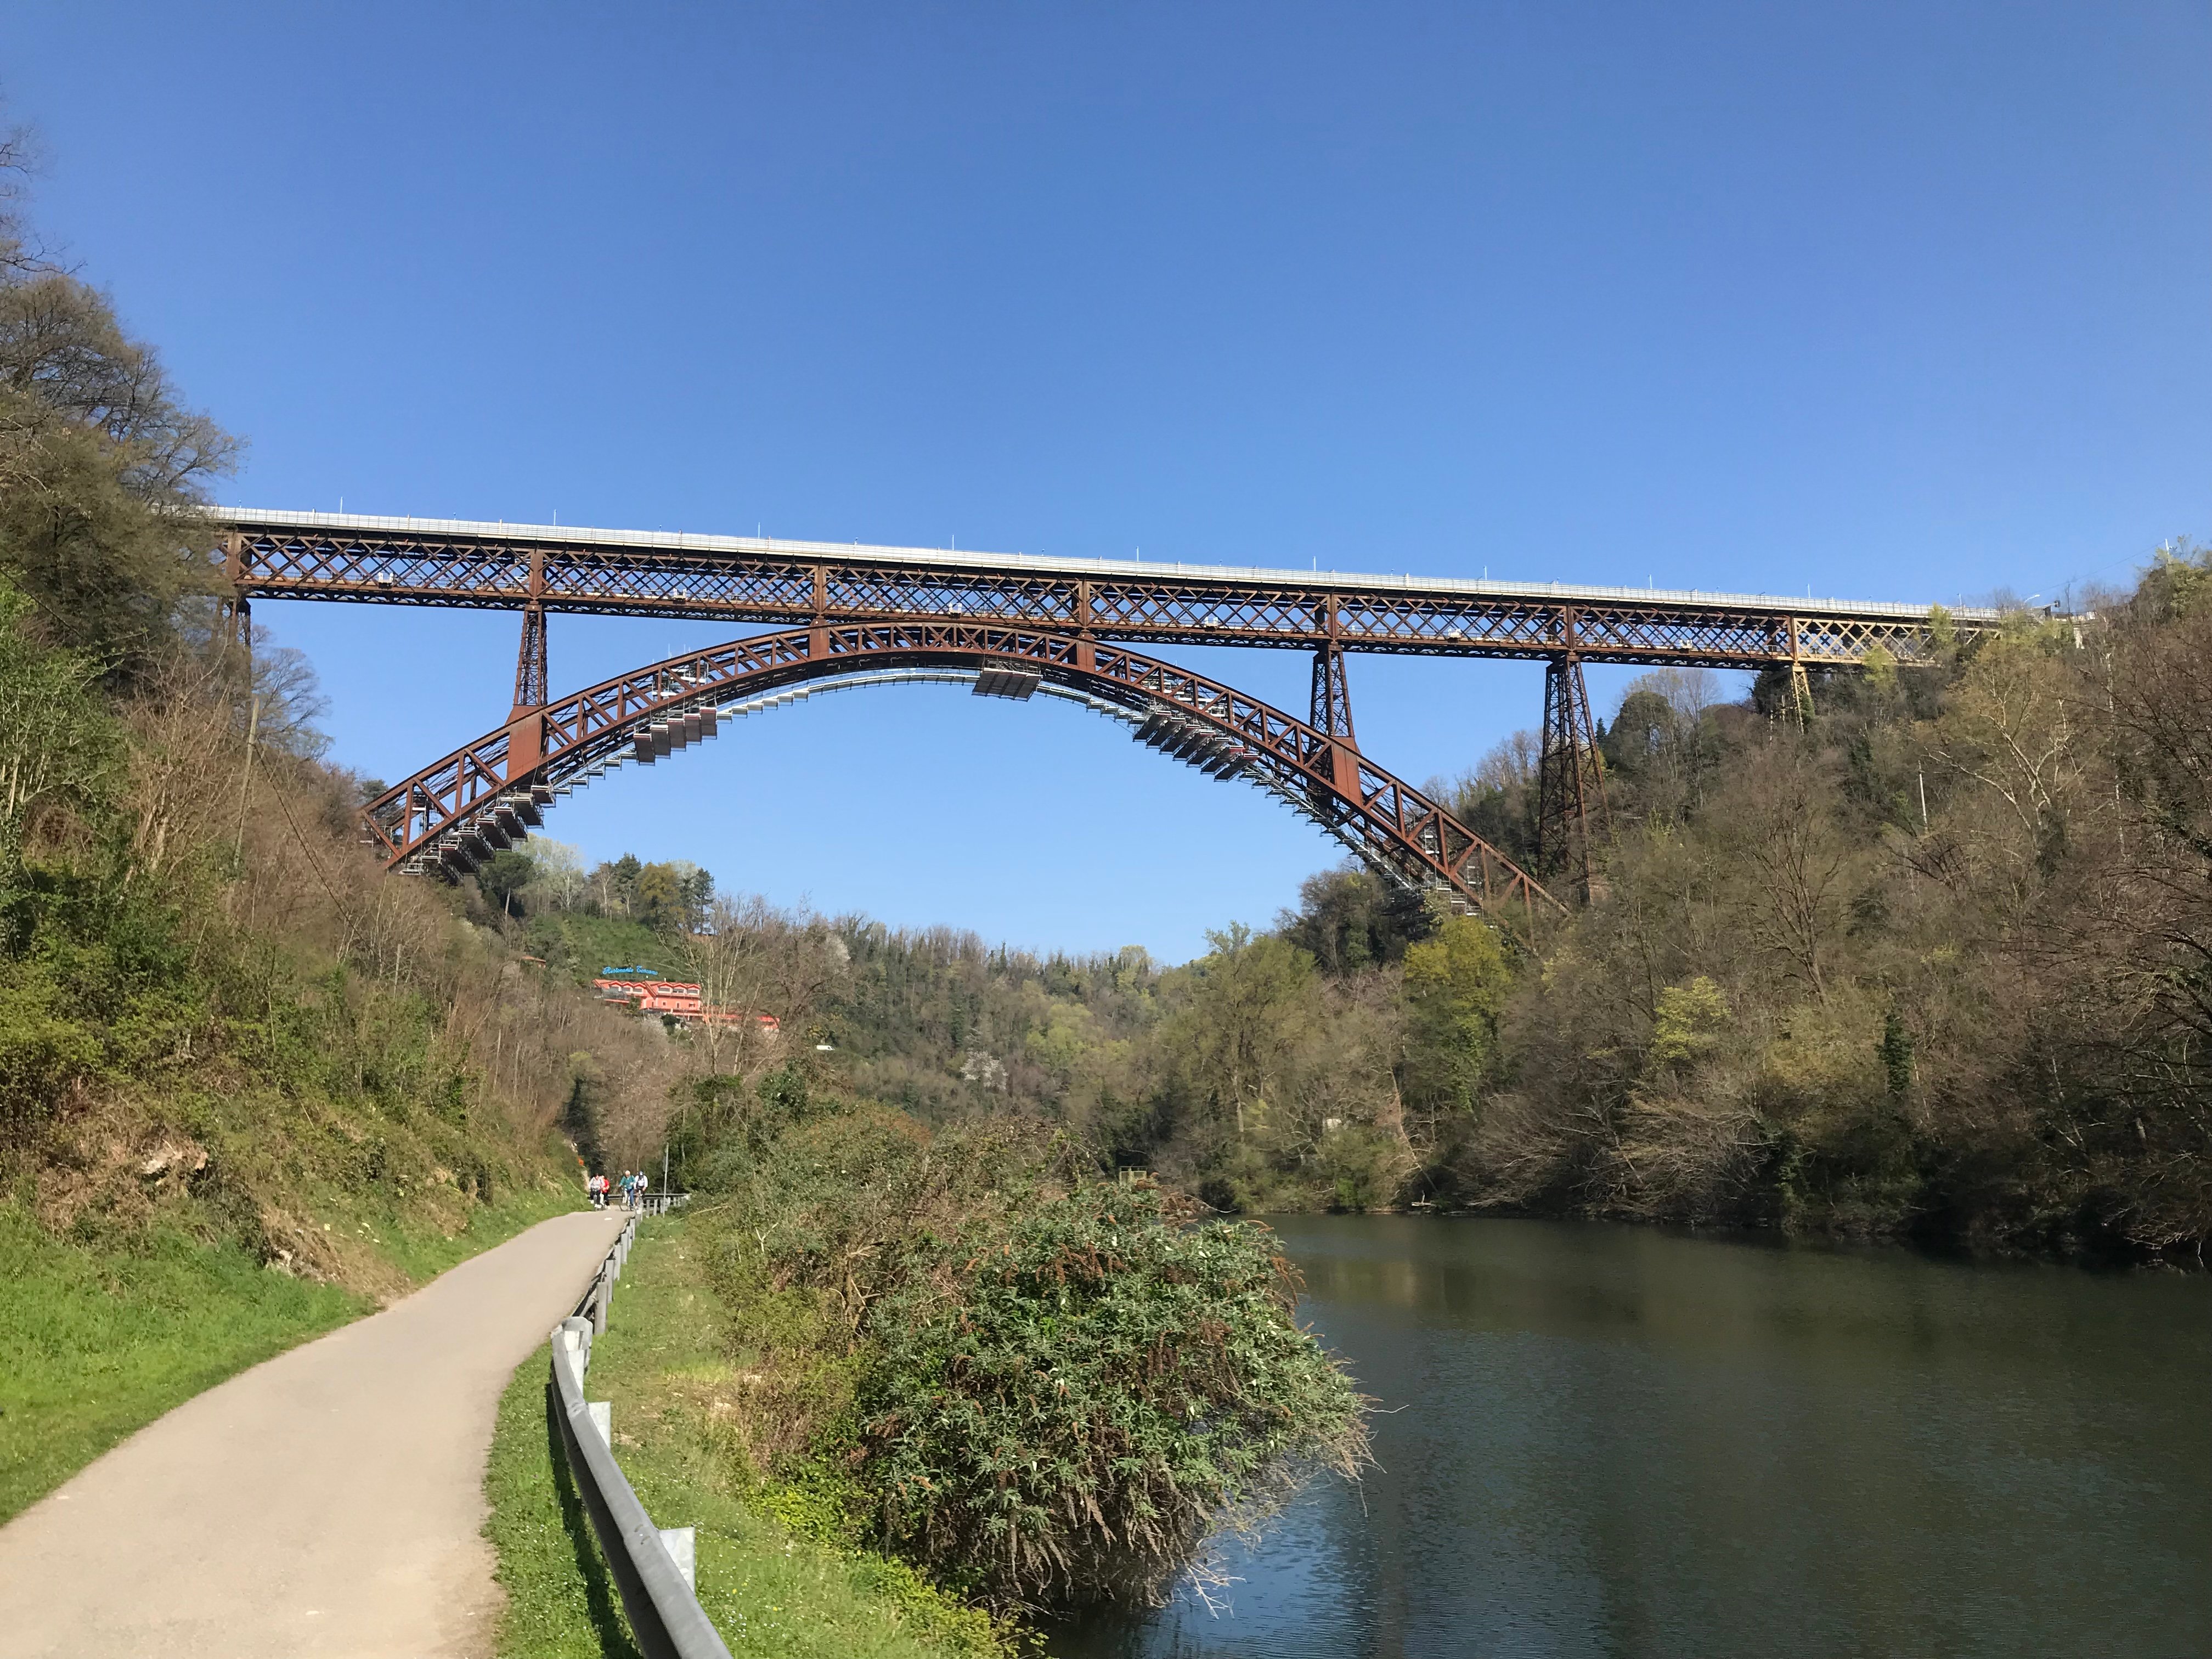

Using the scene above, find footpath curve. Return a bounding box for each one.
[0,1206,628,1659]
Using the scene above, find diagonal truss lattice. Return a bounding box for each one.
[363,624,1565,946]
[216,509,1996,669]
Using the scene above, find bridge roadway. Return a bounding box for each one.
[213,506,1995,668]
[0,1208,625,1659]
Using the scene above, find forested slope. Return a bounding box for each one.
[1449,570,2212,1252]
[0,144,660,1520]
[1186,569,2208,1255]
[503,553,2211,1261]
[499,554,2212,1261]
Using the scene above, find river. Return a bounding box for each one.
[1049,1215,2210,1659]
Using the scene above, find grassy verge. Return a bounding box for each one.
[484,1215,1009,1659]
[0,1178,582,1524]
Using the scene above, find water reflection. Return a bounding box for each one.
[1049,1217,2210,1659]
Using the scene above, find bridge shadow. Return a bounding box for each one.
[541,1380,644,1659]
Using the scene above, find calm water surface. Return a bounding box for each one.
[1050,1216,2210,1659]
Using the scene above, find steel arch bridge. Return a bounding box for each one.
[209,506,1999,920]
[362,623,1564,944]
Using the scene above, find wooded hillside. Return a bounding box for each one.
[505,555,2212,1260]
[1453,568,2211,1253]
[0,143,657,1517]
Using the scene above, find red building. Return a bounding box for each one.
[592,976,780,1034]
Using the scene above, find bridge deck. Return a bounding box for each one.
[218,506,1985,624]
[215,507,1996,669]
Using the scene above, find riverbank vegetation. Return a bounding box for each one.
[1444,567,2212,1255]
[673,1085,1369,1613]
[1205,556,2203,1257]
[484,1216,1008,1659]
[483,1133,1366,1649]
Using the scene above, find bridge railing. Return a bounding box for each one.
[551,1210,731,1659]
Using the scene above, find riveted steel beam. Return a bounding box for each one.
[363,624,1565,946]
[215,509,1993,671]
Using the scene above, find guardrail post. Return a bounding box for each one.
[560,1316,592,1377]
[659,1527,696,1591]
[589,1401,611,1443]
[593,1265,610,1335]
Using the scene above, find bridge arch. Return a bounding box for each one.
[362,623,1562,944]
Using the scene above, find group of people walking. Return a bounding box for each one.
[588,1170,650,1210]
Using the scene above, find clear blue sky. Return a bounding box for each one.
[10,3,2208,961]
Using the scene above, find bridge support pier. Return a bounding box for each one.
[508,546,549,724]
[219,532,255,653]
[1784,656,1814,727]
[1536,653,1610,899]
[219,593,252,652]
[509,603,548,721]
[1311,639,1362,798]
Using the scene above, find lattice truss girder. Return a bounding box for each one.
[364,624,1564,944]
[235,529,1971,669]
[1535,657,1611,891]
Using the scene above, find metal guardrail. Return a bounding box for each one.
[550,1207,731,1659]
[592,1190,691,1218]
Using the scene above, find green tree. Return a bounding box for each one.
[634,859,710,932]
[1163,924,1318,1141]
[0,148,237,679]
[586,852,645,916]
[1400,911,1511,1117]
[1648,975,1730,1070]
[1437,730,1541,867]
[479,848,537,916]
[0,579,121,890]
[1276,865,1425,975]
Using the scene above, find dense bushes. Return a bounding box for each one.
[714,554,2211,1260]
[1446,564,2212,1255]
[684,1094,1368,1612]
[859,1181,1367,1607]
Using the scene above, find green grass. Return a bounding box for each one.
[483,1216,1011,1659]
[0,1180,583,1525]
[527,911,687,988]
[322,1169,587,1291]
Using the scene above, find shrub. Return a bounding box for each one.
[0,960,104,1120]
[694,1108,1369,1613]
[857,1181,1367,1610]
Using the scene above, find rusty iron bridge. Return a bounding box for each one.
[214,507,1995,945]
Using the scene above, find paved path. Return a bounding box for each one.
[0,1207,628,1659]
